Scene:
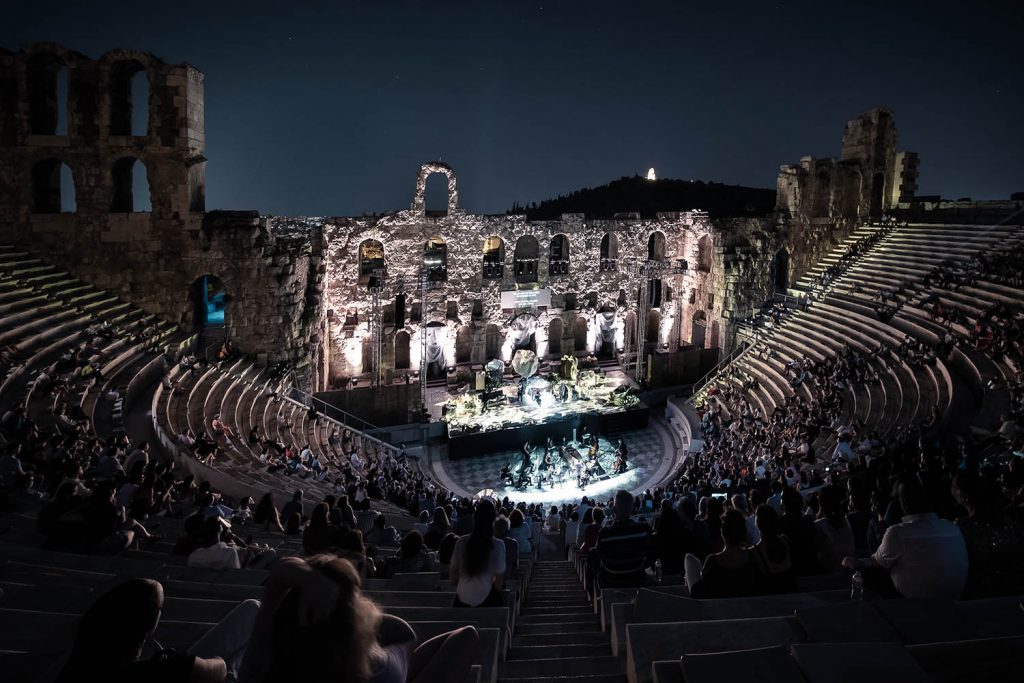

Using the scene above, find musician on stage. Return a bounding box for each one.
[614,438,628,474]
[519,441,533,473]
[538,449,553,473]
[587,450,605,477]
[499,462,515,487]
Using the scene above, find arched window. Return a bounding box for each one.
[710,320,721,349]
[482,236,504,280]
[574,316,588,352]
[189,274,228,332]
[617,289,628,308]
[394,330,411,370]
[514,235,539,283]
[358,239,386,284]
[647,231,666,261]
[31,159,75,213]
[600,233,618,271]
[455,325,473,364]
[110,60,149,136]
[424,173,449,216]
[696,234,712,273]
[424,237,447,282]
[648,279,662,308]
[111,157,151,212]
[27,53,68,135]
[813,170,831,216]
[548,317,563,356]
[549,234,569,275]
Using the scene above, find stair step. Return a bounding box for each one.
[508,644,611,660]
[502,655,624,678]
[521,606,594,617]
[521,611,596,624]
[499,677,625,683]
[514,632,609,648]
[517,621,601,635]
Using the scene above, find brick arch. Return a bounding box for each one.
[413,161,458,215]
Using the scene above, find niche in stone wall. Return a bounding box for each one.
[455,325,472,363]
[548,317,563,356]
[485,324,501,360]
[574,316,588,352]
[697,235,712,272]
[691,310,707,348]
[394,330,411,369]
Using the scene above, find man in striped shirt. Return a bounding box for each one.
[595,490,652,590]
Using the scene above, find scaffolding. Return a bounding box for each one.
[626,257,688,385]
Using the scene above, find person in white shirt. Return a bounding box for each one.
[188,517,242,570]
[450,500,506,607]
[842,477,968,599]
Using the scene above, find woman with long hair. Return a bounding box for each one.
[754,505,796,594]
[424,507,450,550]
[449,499,506,607]
[253,492,284,532]
[239,555,479,683]
[688,509,764,598]
[303,502,343,555]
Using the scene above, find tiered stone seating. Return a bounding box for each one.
[795,222,1024,435]
[0,245,191,442]
[150,359,421,526]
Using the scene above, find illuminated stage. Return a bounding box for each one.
[440,366,648,458]
[436,429,675,506]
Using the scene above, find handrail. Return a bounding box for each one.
[687,340,752,400]
[285,384,403,454]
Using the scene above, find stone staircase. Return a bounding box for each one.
[502,561,625,683]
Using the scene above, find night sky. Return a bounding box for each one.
[4,1,1022,216]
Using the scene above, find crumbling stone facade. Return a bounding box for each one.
[0,44,326,381]
[0,42,911,397]
[776,108,917,221]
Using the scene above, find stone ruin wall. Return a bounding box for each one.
[0,44,326,379]
[0,42,911,393]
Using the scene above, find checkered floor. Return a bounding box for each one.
[436,426,672,505]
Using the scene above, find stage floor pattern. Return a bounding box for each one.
[435,425,675,505]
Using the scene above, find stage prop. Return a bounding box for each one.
[442,360,647,458]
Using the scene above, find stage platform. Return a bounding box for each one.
[446,404,648,458]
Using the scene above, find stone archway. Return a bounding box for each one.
[691,310,707,348]
[455,325,473,364]
[548,317,563,356]
[413,162,458,215]
[574,316,589,352]
[770,249,790,292]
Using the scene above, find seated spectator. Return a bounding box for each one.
[593,490,652,593]
[253,492,284,532]
[688,509,763,598]
[579,507,605,554]
[754,505,796,594]
[437,532,458,566]
[280,489,304,522]
[365,513,401,548]
[545,505,562,533]
[188,517,276,570]
[952,469,1024,598]
[284,512,303,535]
[303,502,344,555]
[649,502,691,576]
[337,528,376,578]
[56,578,238,683]
[842,477,968,599]
[238,556,479,683]
[450,499,505,607]
[507,508,533,555]
[493,515,519,579]
[83,482,157,554]
[814,485,855,573]
[575,507,594,548]
[393,530,437,574]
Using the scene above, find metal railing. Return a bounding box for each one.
[285,384,401,454]
[687,340,753,401]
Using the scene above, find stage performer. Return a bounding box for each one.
[500,462,515,487]
[519,442,534,473]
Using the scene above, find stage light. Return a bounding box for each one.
[647,167,657,181]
